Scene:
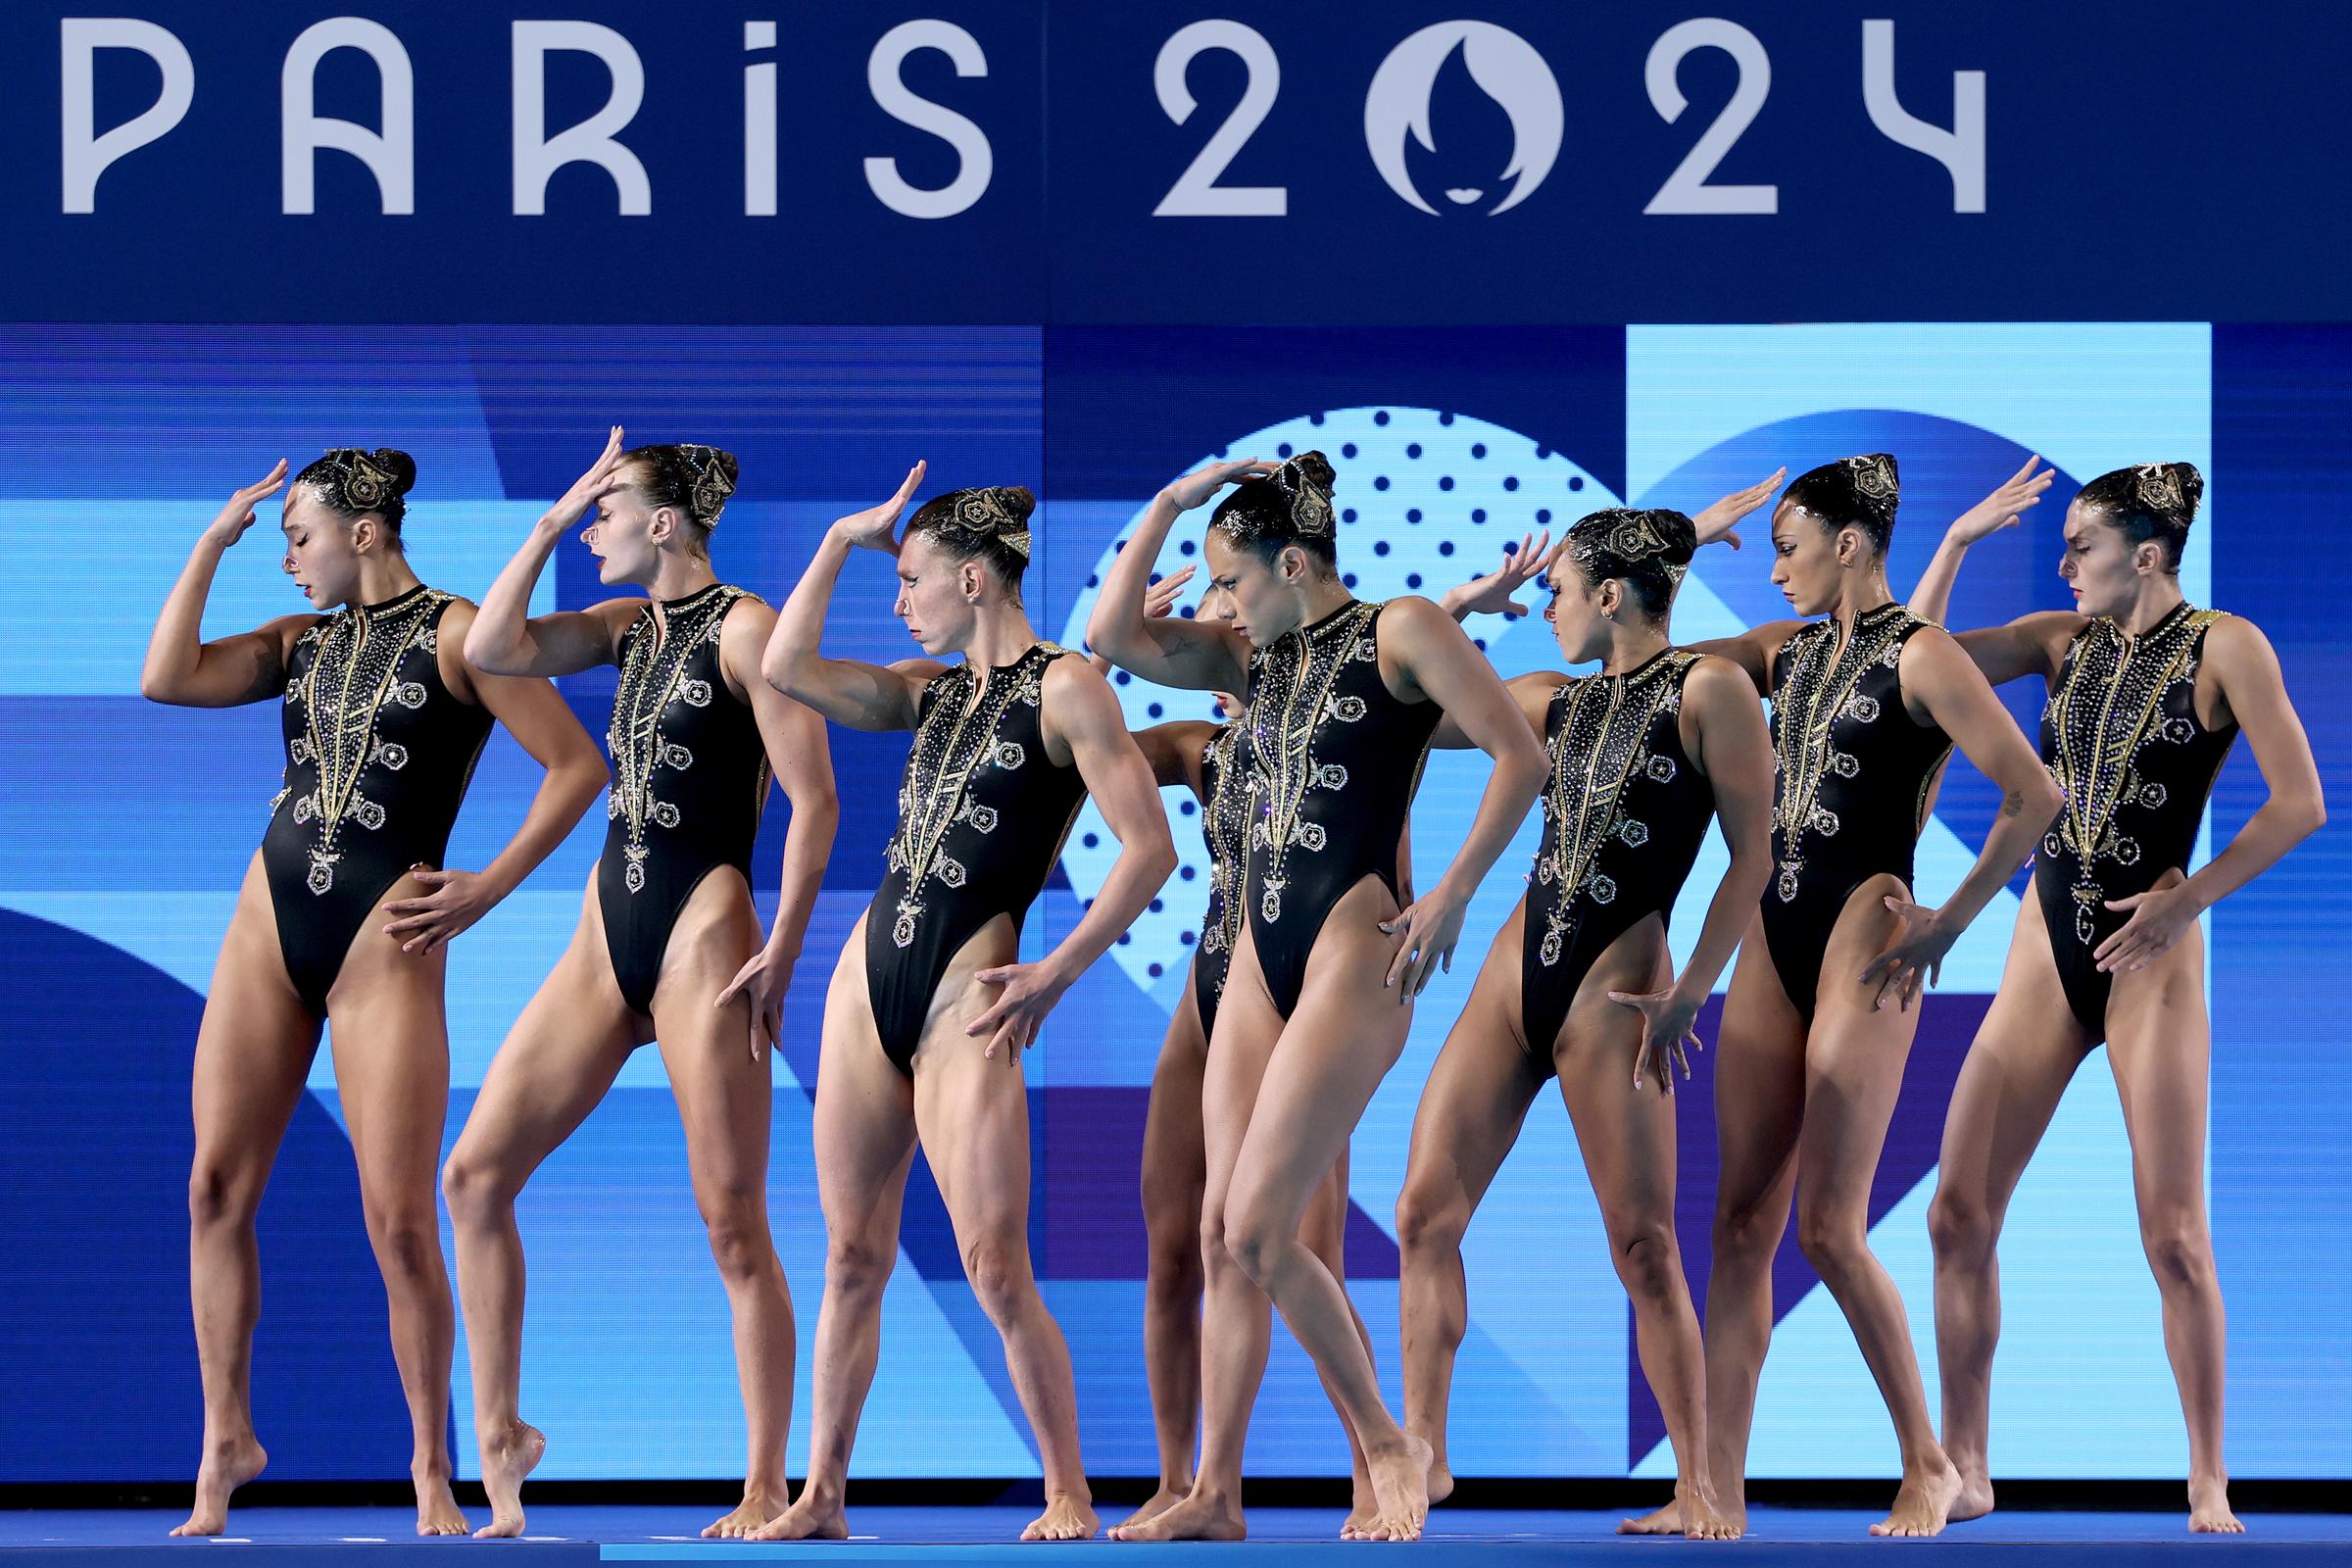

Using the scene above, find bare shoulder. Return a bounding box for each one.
[1377,593,1456,642]
[1683,651,1760,705]
[1044,645,1117,706]
[2200,610,2272,660]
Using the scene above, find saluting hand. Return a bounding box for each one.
[204,461,289,549]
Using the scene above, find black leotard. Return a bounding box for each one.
[264,585,492,1017]
[1236,600,1439,1019]
[2033,604,2236,1038]
[1519,651,1715,1071]
[1761,603,1952,1024]
[1191,721,1248,1037]
[597,584,770,1017]
[865,643,1088,1073]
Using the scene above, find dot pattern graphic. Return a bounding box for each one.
[1057,407,1621,996]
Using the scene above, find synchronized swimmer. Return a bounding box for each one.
[149,434,2320,1542]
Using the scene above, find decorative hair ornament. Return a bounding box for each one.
[678,444,737,528]
[1844,452,1899,503]
[946,486,1032,559]
[323,448,401,512]
[1274,457,1335,538]
[2133,462,2184,517]
[1571,509,1691,590]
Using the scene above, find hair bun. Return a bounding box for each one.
[992,484,1038,526]
[372,448,417,498]
[1288,450,1336,493]
[1845,452,1899,506]
[316,446,416,513]
[677,444,739,528]
[2159,461,2204,520]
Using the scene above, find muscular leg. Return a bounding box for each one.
[174,856,320,1537]
[1696,914,1807,1533]
[1217,877,1431,1541]
[1926,894,2089,1523]
[322,870,469,1535]
[1552,918,1734,1540]
[1795,876,1958,1538]
[441,883,642,1538]
[648,868,796,1539]
[1303,1143,1378,1538]
[1394,911,1542,1509]
[753,925,917,1543]
[1111,928,1284,1543]
[912,916,1096,1541]
[2105,902,2238,1534]
[1125,984,1209,1529]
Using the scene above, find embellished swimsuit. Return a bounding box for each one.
[262,585,491,1017]
[865,644,1088,1072]
[1761,603,1952,1023]
[1519,651,1715,1069]
[1236,600,1439,1018]
[1191,722,1249,1038]
[596,584,770,1016]
[2034,604,2236,1037]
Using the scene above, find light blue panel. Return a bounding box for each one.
[1,892,240,997]
[0,501,557,697]
[447,1086,1034,1482]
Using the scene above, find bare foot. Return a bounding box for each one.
[1680,1485,1740,1542]
[1616,1497,1683,1537]
[750,1494,849,1542]
[1359,1434,1434,1543]
[1108,1488,1245,1542]
[170,1436,267,1537]
[413,1463,470,1537]
[1022,1494,1099,1542]
[1337,1463,1379,1541]
[1869,1454,1961,1538]
[472,1421,545,1539]
[1115,1486,1188,1532]
[1425,1452,1455,1506]
[1948,1461,1995,1523]
[704,1489,788,1540]
[2188,1476,2243,1534]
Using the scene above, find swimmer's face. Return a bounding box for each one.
[280,484,374,610]
[2060,499,2167,619]
[1770,500,1865,618]
[581,467,677,589]
[894,531,985,658]
[1203,532,1321,647]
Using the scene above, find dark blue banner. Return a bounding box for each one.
[5,2,2347,322]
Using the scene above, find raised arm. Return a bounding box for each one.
[964,659,1179,1058]
[712,600,843,1057]
[141,461,315,708]
[465,427,636,677]
[1608,657,1775,1092]
[1437,530,1550,621]
[1905,456,2067,687]
[1084,460,1266,693]
[1087,564,1192,674]
[380,599,609,955]
[1431,668,1557,751]
[1863,628,2064,1008]
[1684,620,1809,695]
[1378,597,1549,996]
[2093,615,2326,974]
[1688,467,1788,553]
[760,462,934,731]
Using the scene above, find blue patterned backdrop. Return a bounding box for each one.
[1,321,2345,1482]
